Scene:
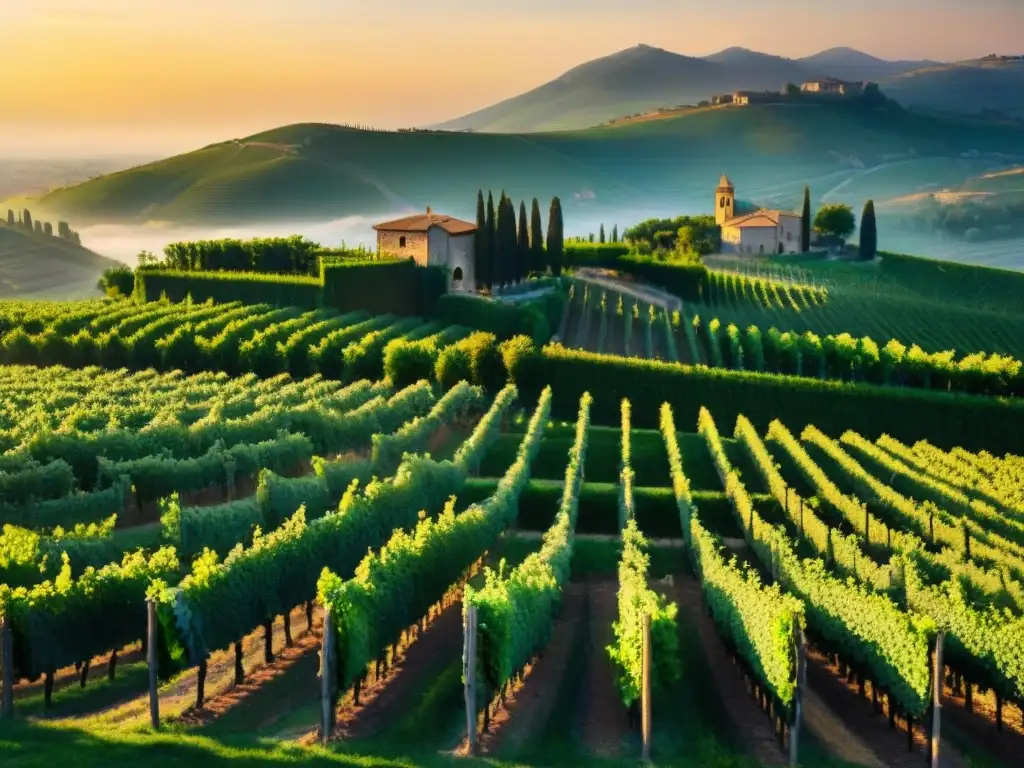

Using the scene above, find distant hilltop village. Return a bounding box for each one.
[605,77,883,126]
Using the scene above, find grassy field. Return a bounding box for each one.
[14,102,1024,237]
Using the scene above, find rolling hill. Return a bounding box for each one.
[797,47,939,82]
[882,58,1024,117]
[0,222,120,299]
[24,102,1024,236]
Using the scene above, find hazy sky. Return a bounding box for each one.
[1,0,1020,156]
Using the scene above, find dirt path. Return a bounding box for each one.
[333,599,465,742]
[802,688,886,767]
[77,604,318,727]
[476,583,587,756]
[938,678,1024,767]
[805,650,970,768]
[578,579,630,758]
[658,574,788,766]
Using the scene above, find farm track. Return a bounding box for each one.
[805,649,970,768]
[331,597,465,743]
[656,573,788,767]
[71,603,319,727]
[936,678,1024,767]
[474,583,588,756]
[577,578,630,758]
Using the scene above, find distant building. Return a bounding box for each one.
[711,93,734,105]
[732,90,782,105]
[373,207,476,291]
[800,78,864,96]
[714,175,801,255]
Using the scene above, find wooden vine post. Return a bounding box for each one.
[789,622,807,767]
[319,608,336,744]
[931,631,944,768]
[146,598,160,730]
[463,604,479,756]
[641,612,652,761]
[1,615,13,718]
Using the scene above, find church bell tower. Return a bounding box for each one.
[715,174,735,225]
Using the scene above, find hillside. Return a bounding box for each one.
[0,222,119,299]
[882,58,1024,116]
[798,47,939,82]
[434,44,827,133]
[25,102,1024,238]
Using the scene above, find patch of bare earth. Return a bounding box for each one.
[938,675,1024,766]
[13,645,144,699]
[86,604,318,726]
[464,583,587,756]
[658,573,788,767]
[805,649,969,768]
[578,579,630,758]
[327,596,465,742]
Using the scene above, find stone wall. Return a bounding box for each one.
[377,229,428,265]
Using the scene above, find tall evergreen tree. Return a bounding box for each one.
[502,196,517,286]
[530,198,545,274]
[612,224,618,242]
[474,190,489,290]
[800,186,811,252]
[494,192,509,289]
[517,201,530,283]
[599,223,605,243]
[22,209,33,231]
[43,222,53,237]
[5,210,12,225]
[547,196,564,277]
[859,199,878,260]
[485,192,496,290]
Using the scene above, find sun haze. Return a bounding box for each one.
[1,0,1021,155]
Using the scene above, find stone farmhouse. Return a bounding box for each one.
[712,77,866,106]
[715,175,802,255]
[373,207,476,291]
[800,78,864,96]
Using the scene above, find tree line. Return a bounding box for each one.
[5,208,81,245]
[801,187,877,260]
[474,192,564,290]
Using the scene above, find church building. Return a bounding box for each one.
[373,207,476,291]
[715,175,802,255]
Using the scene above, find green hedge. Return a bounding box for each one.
[433,293,554,344]
[134,259,447,317]
[563,245,708,302]
[502,339,1024,453]
[134,270,322,308]
[564,243,631,267]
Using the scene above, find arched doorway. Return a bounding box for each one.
[452,266,464,291]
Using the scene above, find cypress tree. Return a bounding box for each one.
[530,198,545,274]
[801,186,811,252]
[494,192,509,289]
[611,224,618,242]
[599,224,605,244]
[859,199,878,260]
[5,210,12,225]
[547,197,564,277]
[517,201,530,283]
[503,196,517,285]
[23,209,33,231]
[485,192,496,291]
[474,190,489,290]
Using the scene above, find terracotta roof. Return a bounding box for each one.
[373,210,477,235]
[723,209,800,228]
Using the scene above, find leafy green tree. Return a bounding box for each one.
[859,200,878,260]
[599,224,605,243]
[801,186,811,252]
[517,201,530,283]
[530,198,545,275]
[97,265,135,297]
[475,190,490,290]
[485,192,496,290]
[546,196,564,277]
[813,203,856,240]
